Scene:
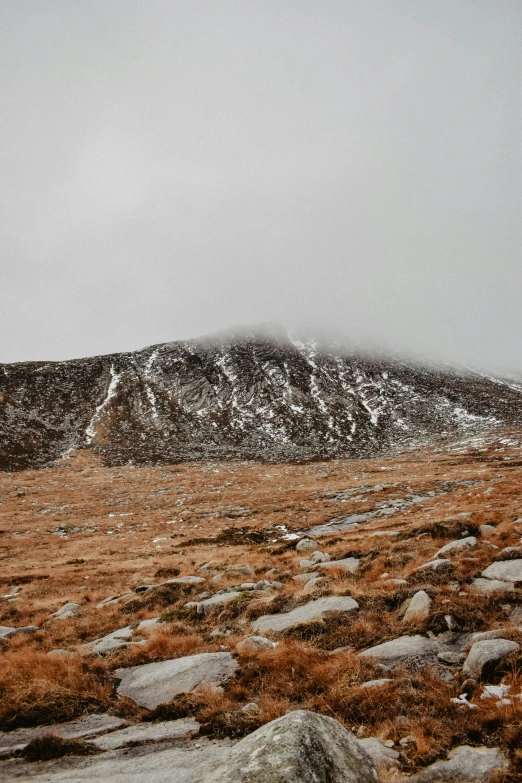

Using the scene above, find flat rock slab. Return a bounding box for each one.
[0,738,233,783]
[252,596,359,634]
[408,745,507,782]
[92,718,200,751]
[92,626,134,655]
[469,578,515,595]
[462,639,519,680]
[0,625,38,639]
[0,714,127,758]
[166,576,206,585]
[186,710,377,783]
[196,592,242,614]
[481,559,522,583]
[318,558,360,574]
[359,635,438,669]
[116,652,239,709]
[415,559,453,573]
[357,738,399,770]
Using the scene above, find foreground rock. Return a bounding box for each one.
[469,578,515,595]
[0,714,127,758]
[252,596,359,634]
[92,718,200,751]
[116,652,239,709]
[481,559,522,583]
[409,745,507,782]
[187,710,378,783]
[434,536,477,558]
[359,635,438,669]
[462,639,519,680]
[402,591,432,624]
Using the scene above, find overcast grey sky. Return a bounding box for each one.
[1,1,520,373]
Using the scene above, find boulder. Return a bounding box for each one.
[186,710,378,783]
[402,591,432,624]
[359,635,438,669]
[236,636,275,653]
[496,546,522,561]
[360,678,393,688]
[252,596,359,634]
[303,577,326,594]
[116,652,239,709]
[196,592,242,615]
[295,539,318,553]
[434,537,477,558]
[226,565,255,576]
[408,745,507,782]
[357,737,399,770]
[311,551,330,563]
[415,559,453,573]
[51,602,80,619]
[462,639,519,680]
[509,606,522,623]
[91,626,135,654]
[482,559,522,583]
[0,625,38,639]
[293,572,320,583]
[299,559,314,569]
[318,558,360,574]
[93,718,200,751]
[479,525,496,537]
[166,576,207,585]
[469,578,515,595]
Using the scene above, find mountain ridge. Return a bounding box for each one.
[1,332,522,471]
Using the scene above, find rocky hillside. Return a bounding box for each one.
[1,332,522,470]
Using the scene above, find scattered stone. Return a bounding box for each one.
[469,578,515,595]
[253,596,359,634]
[481,559,522,583]
[265,568,277,576]
[196,592,242,615]
[92,718,200,751]
[496,546,522,561]
[386,578,408,586]
[460,679,478,696]
[293,571,321,584]
[311,551,330,563]
[299,559,314,569]
[318,558,359,574]
[303,576,326,594]
[415,559,453,573]
[241,703,260,714]
[462,639,520,680]
[360,678,393,688]
[408,745,507,783]
[403,591,432,624]
[479,525,496,537]
[359,635,438,669]
[0,625,38,639]
[186,710,378,783]
[92,626,135,654]
[399,735,416,747]
[469,629,513,643]
[116,652,239,709]
[137,617,160,630]
[434,536,477,558]
[96,595,120,608]
[295,538,318,553]
[226,565,255,576]
[236,635,275,653]
[372,531,400,537]
[51,602,81,619]
[240,582,257,590]
[437,651,464,665]
[167,576,207,585]
[509,606,522,623]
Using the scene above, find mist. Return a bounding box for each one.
[1,1,520,374]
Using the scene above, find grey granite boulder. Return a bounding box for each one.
[92,718,200,750]
[415,559,453,573]
[51,602,80,619]
[116,652,239,709]
[481,559,522,583]
[0,625,38,639]
[196,591,242,614]
[187,710,378,783]
[91,626,135,654]
[435,537,477,558]
[252,596,359,634]
[403,591,432,624]
[318,558,360,573]
[462,639,519,679]
[357,737,399,770]
[296,538,318,552]
[408,745,507,782]
[469,578,515,595]
[236,635,276,653]
[359,635,438,669]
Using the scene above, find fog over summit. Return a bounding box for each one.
[1,2,520,373]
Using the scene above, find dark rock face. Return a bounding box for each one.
[1,334,521,470]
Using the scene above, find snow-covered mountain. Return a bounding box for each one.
[1,332,522,470]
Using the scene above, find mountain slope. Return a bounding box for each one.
[1,334,522,470]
